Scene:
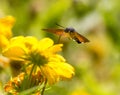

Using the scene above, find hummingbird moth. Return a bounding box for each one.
[42,24,89,44]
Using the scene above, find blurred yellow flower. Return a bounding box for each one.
[0,16,15,38]
[0,16,15,49]
[3,36,74,84]
[70,89,90,95]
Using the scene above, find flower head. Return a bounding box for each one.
[3,36,74,84]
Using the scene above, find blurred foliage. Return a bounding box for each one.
[0,0,120,95]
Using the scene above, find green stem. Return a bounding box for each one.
[29,64,36,78]
[41,79,47,95]
[27,64,36,88]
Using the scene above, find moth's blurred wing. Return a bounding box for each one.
[42,29,66,36]
[70,32,89,43]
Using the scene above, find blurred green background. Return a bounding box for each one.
[0,0,120,95]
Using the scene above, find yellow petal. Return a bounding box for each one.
[0,35,9,49]
[48,62,74,80]
[48,44,63,53]
[10,36,24,44]
[49,54,66,62]
[0,16,15,28]
[9,36,28,52]
[3,46,26,60]
[24,36,38,49]
[0,16,15,38]
[37,38,54,51]
[41,65,59,84]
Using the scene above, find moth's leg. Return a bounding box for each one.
[68,32,73,40]
[57,35,62,44]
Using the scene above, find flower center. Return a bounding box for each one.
[27,51,48,66]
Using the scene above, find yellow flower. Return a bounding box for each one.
[3,36,74,84]
[4,72,43,95]
[4,73,24,95]
[0,16,15,49]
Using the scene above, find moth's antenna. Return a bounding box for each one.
[55,23,65,28]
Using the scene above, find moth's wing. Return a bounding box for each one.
[70,32,89,43]
[42,29,66,36]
